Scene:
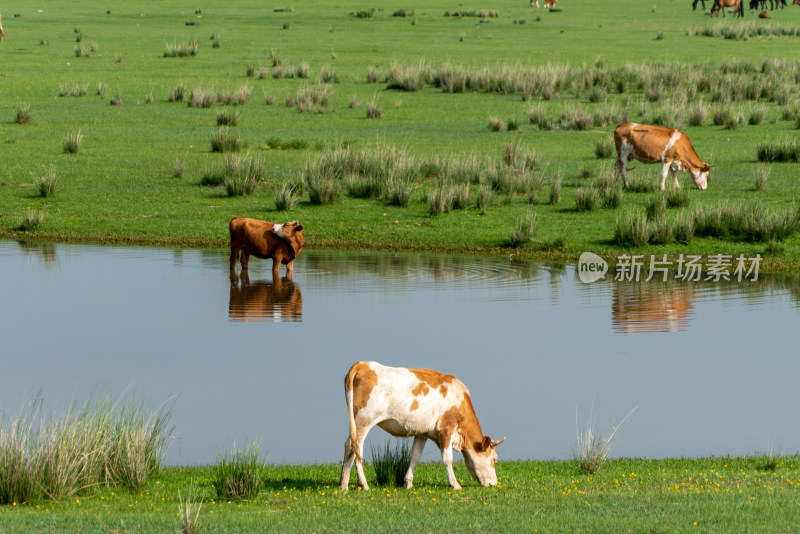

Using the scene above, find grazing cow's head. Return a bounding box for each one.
[689,164,711,190]
[273,221,304,247]
[462,436,505,487]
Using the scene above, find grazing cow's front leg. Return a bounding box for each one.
[404,436,427,489]
[659,163,670,191]
[441,446,462,490]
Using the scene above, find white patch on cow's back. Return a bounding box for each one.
[272,223,284,237]
[661,131,682,160]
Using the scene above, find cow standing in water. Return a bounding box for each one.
[614,122,712,191]
[340,361,504,491]
[228,217,303,278]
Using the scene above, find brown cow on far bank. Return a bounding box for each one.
[229,217,303,278]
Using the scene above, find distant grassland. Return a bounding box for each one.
[1,0,799,269]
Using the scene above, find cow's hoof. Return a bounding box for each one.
[404,481,414,490]
[452,484,462,491]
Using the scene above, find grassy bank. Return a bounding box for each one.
[1,0,799,269]
[0,457,798,532]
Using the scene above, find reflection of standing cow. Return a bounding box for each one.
[612,284,694,333]
[228,271,303,322]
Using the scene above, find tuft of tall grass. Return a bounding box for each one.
[384,173,415,207]
[688,100,707,126]
[0,395,172,504]
[645,195,667,221]
[624,173,658,193]
[673,213,696,243]
[212,440,264,500]
[173,158,185,179]
[595,137,615,159]
[757,140,800,163]
[317,64,339,84]
[63,130,83,154]
[304,172,342,205]
[371,440,411,488]
[211,128,244,153]
[178,481,204,534]
[36,166,59,198]
[476,184,493,214]
[366,97,382,119]
[575,187,599,212]
[187,89,215,108]
[764,442,783,471]
[216,108,240,126]
[14,104,32,124]
[489,117,504,132]
[548,172,562,205]
[274,182,301,211]
[650,217,673,245]
[574,405,637,474]
[614,212,650,247]
[14,209,46,231]
[753,165,770,192]
[510,211,538,247]
[428,186,455,215]
[169,82,186,103]
[223,154,264,197]
[164,40,198,57]
[110,88,123,107]
[665,187,690,208]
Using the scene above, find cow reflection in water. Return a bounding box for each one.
[229,271,303,323]
[612,283,694,333]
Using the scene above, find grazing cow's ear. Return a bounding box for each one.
[473,440,485,452]
[295,225,303,232]
[482,436,492,450]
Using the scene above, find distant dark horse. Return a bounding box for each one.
[750,0,787,8]
[711,0,744,16]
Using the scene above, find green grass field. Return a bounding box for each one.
[2,0,800,269]
[1,457,798,532]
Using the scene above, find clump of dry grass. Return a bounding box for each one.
[574,404,637,474]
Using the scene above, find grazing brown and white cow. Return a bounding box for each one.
[340,361,505,491]
[614,122,712,191]
[229,217,303,277]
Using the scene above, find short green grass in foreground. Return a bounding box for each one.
[0,457,798,532]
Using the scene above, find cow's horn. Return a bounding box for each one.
[491,437,506,447]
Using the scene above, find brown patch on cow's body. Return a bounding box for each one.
[347,362,378,417]
[409,399,419,411]
[439,385,448,397]
[411,382,430,396]
[411,368,455,389]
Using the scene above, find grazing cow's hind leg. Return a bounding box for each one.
[672,167,680,189]
[404,436,427,489]
[340,437,356,490]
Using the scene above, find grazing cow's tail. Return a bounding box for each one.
[345,366,361,464]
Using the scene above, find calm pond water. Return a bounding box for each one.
[1,241,799,466]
